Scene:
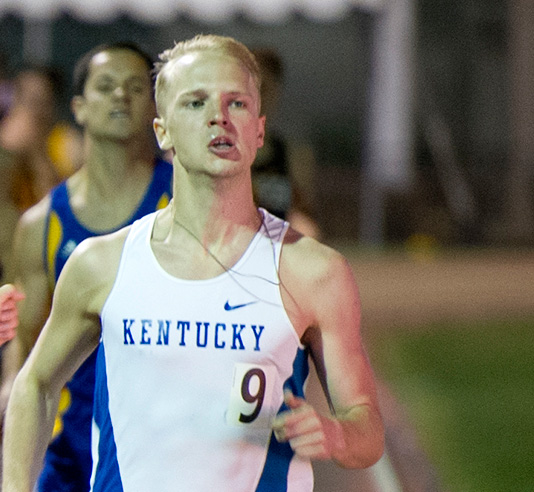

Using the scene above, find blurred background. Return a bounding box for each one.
[2,0,529,248]
[1,1,533,491]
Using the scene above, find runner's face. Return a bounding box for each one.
[154,50,265,177]
[73,50,154,141]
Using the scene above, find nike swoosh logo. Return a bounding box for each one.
[224,300,257,311]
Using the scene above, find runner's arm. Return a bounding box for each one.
[2,238,109,492]
[274,239,384,468]
[0,203,52,415]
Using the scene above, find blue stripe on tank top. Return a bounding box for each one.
[92,343,124,492]
[256,347,310,492]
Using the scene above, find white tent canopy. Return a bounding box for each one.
[0,0,383,23]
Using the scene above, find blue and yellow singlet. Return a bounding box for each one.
[37,158,172,492]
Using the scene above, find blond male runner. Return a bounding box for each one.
[3,35,383,492]
[1,42,172,491]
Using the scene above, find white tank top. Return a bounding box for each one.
[91,209,313,492]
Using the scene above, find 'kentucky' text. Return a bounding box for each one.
[121,319,265,351]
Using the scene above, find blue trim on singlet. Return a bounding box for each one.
[92,344,124,492]
[38,158,172,492]
[255,347,310,492]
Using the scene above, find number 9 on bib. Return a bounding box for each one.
[226,363,277,428]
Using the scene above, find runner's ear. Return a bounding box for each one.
[71,96,87,126]
[153,117,173,151]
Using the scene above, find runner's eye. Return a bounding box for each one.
[96,83,114,93]
[129,84,146,94]
[187,100,205,108]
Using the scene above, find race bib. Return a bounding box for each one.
[226,362,277,428]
